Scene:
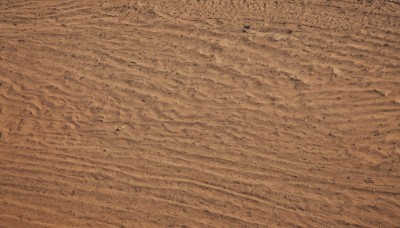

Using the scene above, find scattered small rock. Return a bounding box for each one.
[364,177,374,183]
[246,211,252,217]
[115,125,126,132]
[372,89,386,97]
[287,29,293,34]
[369,204,378,209]
[243,25,251,30]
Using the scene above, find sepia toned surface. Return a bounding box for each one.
[0,0,399,227]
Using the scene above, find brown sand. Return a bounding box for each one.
[1,0,400,227]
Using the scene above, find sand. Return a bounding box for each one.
[1,0,400,227]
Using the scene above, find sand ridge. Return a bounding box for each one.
[0,0,400,227]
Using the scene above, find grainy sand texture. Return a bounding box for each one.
[1,0,400,227]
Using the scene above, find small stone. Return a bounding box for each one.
[364,177,374,183]
[243,25,251,30]
[116,125,126,132]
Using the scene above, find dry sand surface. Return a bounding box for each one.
[1,0,400,227]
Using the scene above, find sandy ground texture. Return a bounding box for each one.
[1,0,400,227]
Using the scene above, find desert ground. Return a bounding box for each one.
[0,0,400,227]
